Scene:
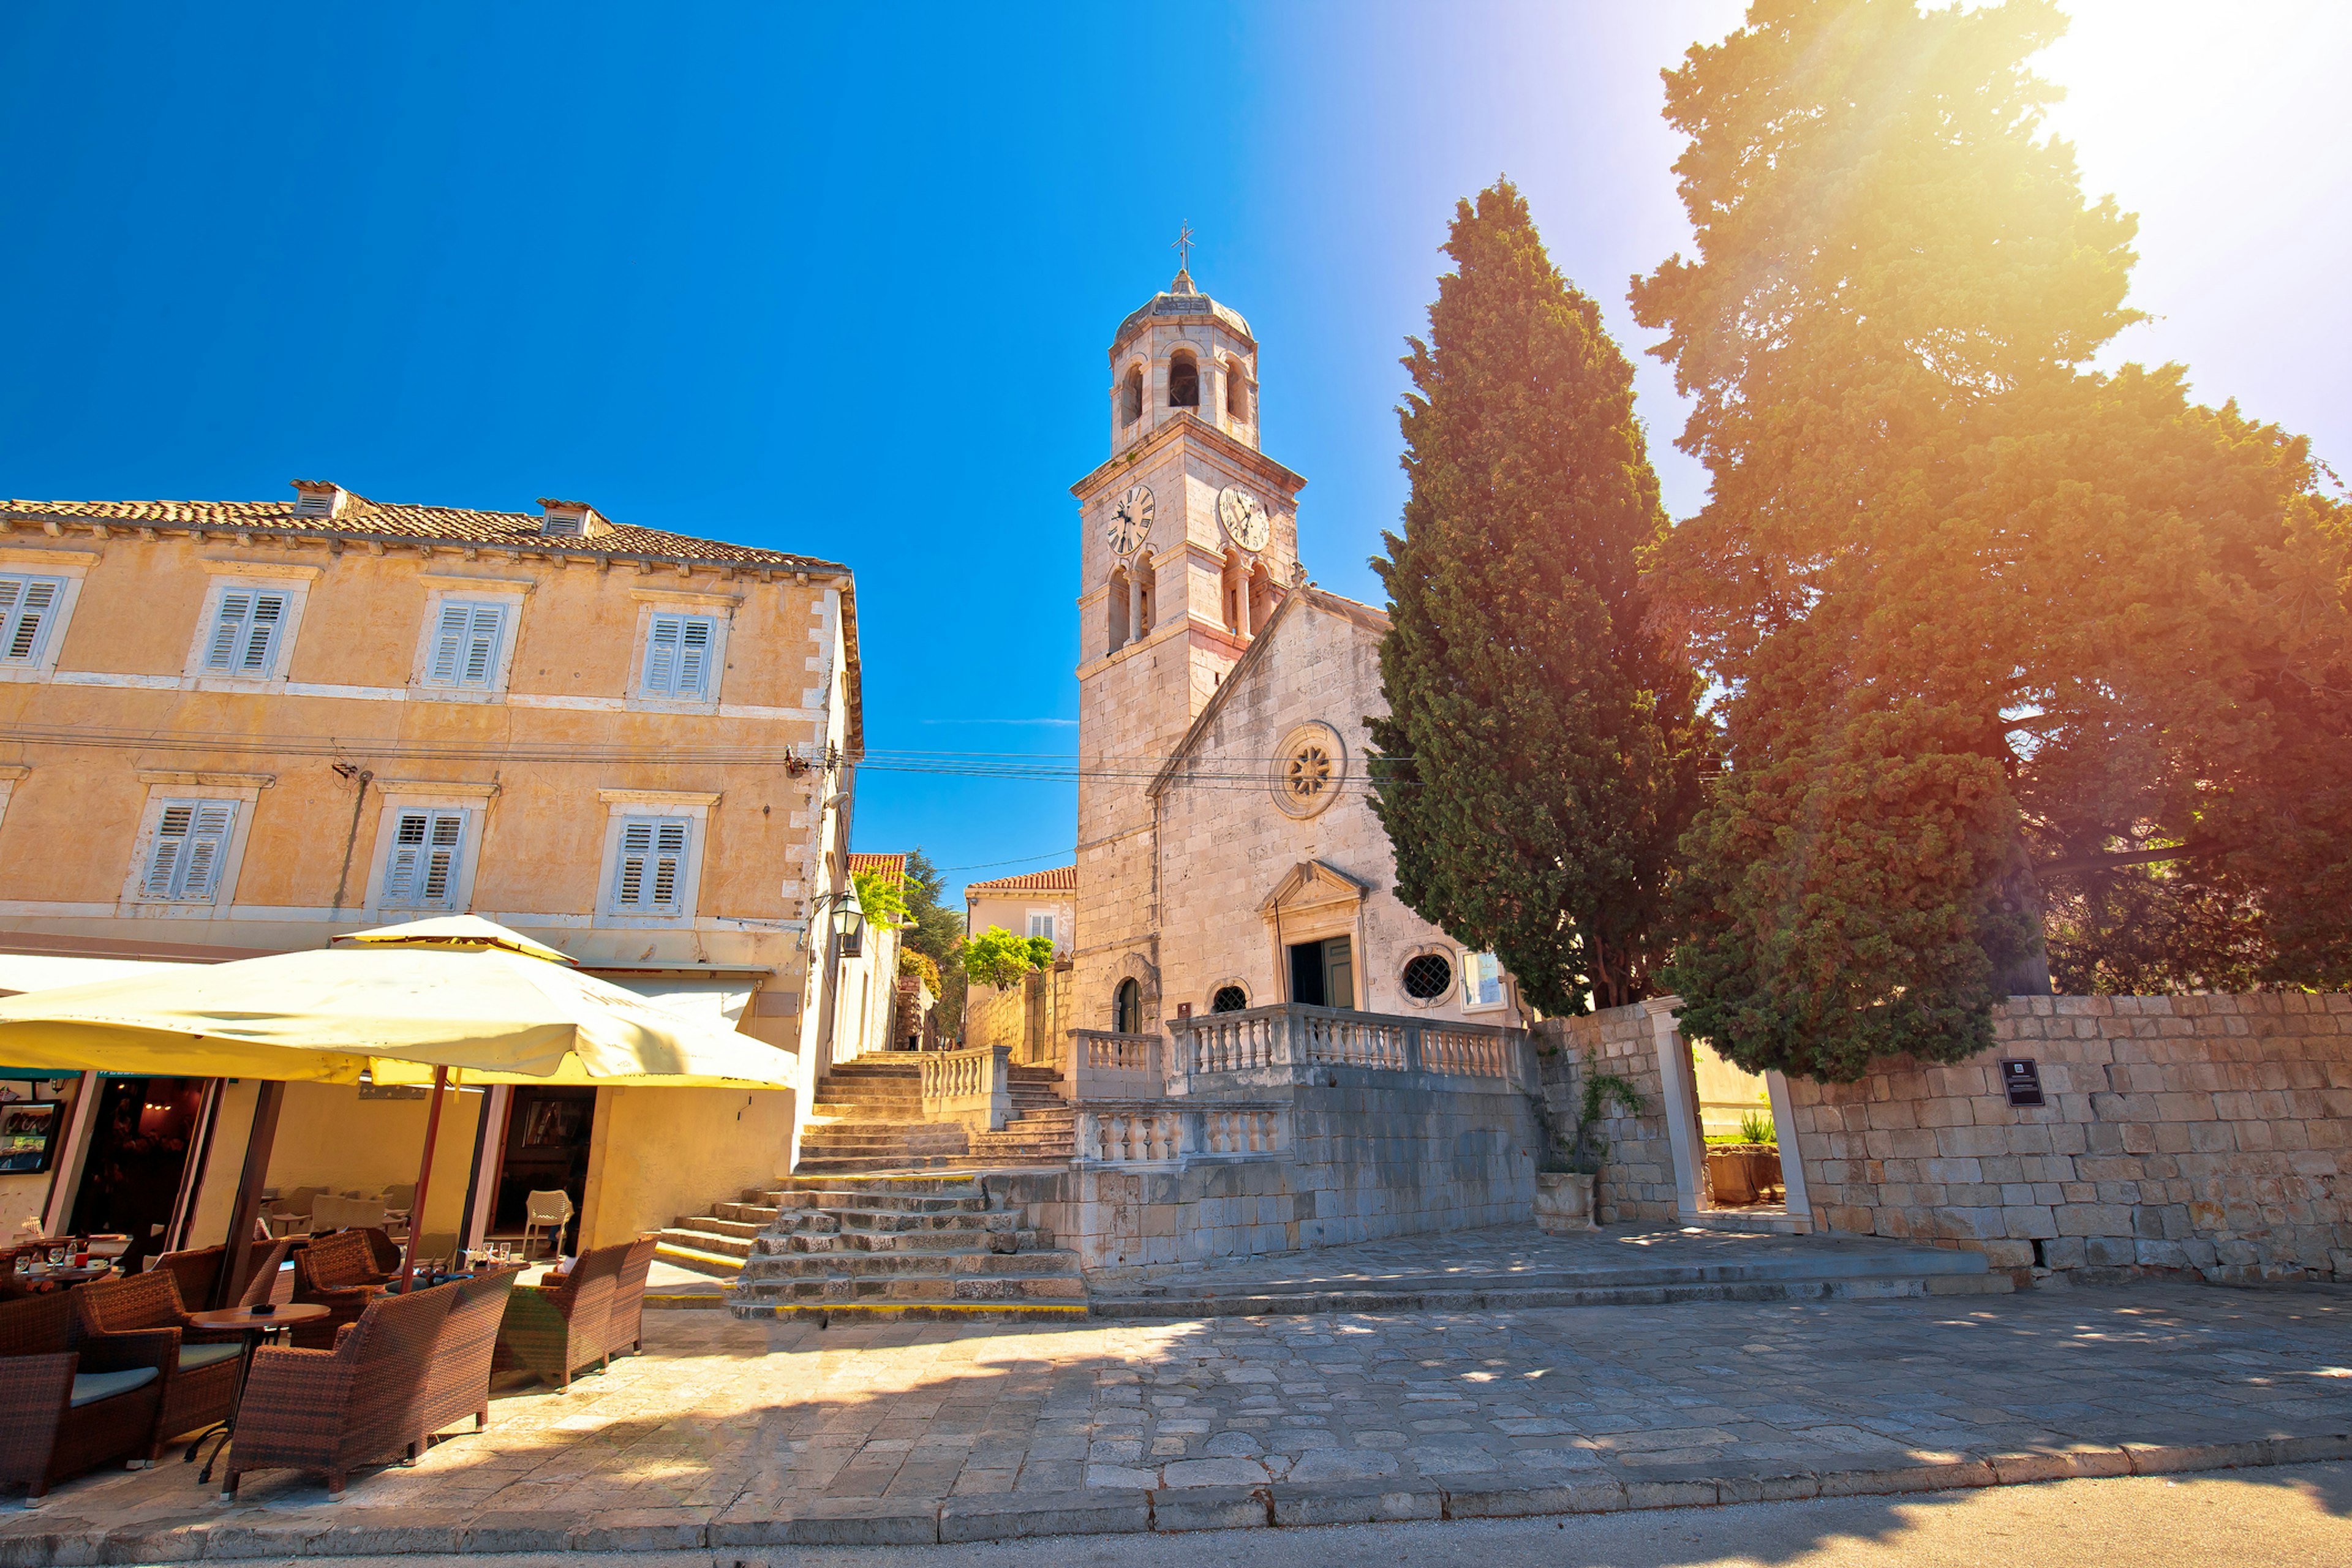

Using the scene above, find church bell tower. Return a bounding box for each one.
[1069,259,1307,1036]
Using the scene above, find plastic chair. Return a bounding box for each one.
[519,1191,574,1261]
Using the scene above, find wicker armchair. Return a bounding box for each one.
[601,1237,660,1363]
[492,1243,626,1390]
[222,1284,453,1500]
[0,1292,167,1500]
[359,1229,404,1278]
[293,1230,394,1349]
[151,1247,225,1313]
[418,1268,521,1441]
[67,1272,247,1461]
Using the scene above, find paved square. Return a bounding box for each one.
[7,1281,2347,1553]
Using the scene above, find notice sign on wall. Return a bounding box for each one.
[1999,1058,2045,1107]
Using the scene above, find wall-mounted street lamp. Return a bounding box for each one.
[834,900,867,960]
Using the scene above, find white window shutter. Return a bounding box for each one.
[427,603,471,685]
[643,615,681,695]
[238,593,287,674]
[614,816,690,914]
[651,820,687,911]
[145,799,236,901]
[675,617,713,699]
[616,819,653,908]
[205,592,253,671]
[422,812,464,903]
[385,809,466,906]
[0,576,60,665]
[461,605,503,685]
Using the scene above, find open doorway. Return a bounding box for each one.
[1287,936,1354,1009]
[1654,1017,1813,1234]
[488,1085,595,1254]
[66,1077,208,1273]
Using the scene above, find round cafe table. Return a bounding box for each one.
[184,1302,332,1484]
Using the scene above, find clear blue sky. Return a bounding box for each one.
[4,3,2344,903]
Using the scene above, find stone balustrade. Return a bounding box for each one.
[1164,1003,1531,1093]
[919,1042,1012,1130]
[1068,1028,1163,1101]
[1074,1101,1289,1167]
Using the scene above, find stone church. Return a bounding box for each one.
[1068,268,1528,1039]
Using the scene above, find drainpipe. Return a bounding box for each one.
[328,764,374,918]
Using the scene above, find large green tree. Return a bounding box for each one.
[1637,0,2352,1079]
[897,849,968,1039]
[1369,181,1708,1016]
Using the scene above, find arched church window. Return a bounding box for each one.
[1115,978,1142,1034]
[1401,951,1454,1002]
[1167,350,1199,409]
[1107,567,1130,653]
[1121,363,1144,426]
[1221,550,1247,633]
[1225,359,1248,418]
[1248,559,1276,631]
[1211,984,1248,1014]
[1135,556,1154,636]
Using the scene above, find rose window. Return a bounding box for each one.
[1286,744,1333,801]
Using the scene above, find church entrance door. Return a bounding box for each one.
[1287,937,1354,1010]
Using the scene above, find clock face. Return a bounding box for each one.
[1106,484,1154,556]
[1218,485,1271,552]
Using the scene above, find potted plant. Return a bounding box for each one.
[1532,1052,1642,1234]
[1705,1109,1779,1207]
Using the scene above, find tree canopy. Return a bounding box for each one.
[1636,0,2352,1079]
[1369,180,1708,1016]
[959,925,1055,992]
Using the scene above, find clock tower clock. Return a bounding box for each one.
[1068,265,1306,1038]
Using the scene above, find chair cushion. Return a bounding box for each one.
[70,1366,159,1407]
[179,1340,244,1372]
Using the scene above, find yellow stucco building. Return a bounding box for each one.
[0,481,870,1273]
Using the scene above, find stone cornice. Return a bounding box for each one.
[1068,413,1307,502]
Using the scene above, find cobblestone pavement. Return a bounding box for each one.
[4,1281,2348,1553]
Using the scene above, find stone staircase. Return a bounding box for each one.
[727,1174,1090,1322]
[794,1057,1077,1174]
[652,1187,781,1283]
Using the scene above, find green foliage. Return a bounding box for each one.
[850,868,908,929]
[1368,180,1708,1016]
[1738,1110,1776,1147]
[958,925,1054,991]
[1637,0,2352,1078]
[1563,1053,1644,1175]
[897,945,942,993]
[896,850,968,1038]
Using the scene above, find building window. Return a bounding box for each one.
[641,612,717,701]
[1272,722,1346,820]
[423,601,508,690]
[1120,363,1144,425]
[0,575,64,665]
[1211,984,1248,1014]
[201,589,290,677]
[1027,911,1056,943]
[1167,350,1199,408]
[1401,951,1454,1003]
[1114,978,1141,1035]
[1107,567,1131,654]
[141,800,237,903]
[1463,952,1506,1010]
[612,816,692,916]
[382,809,467,909]
[1288,936,1354,1009]
[1225,360,1249,418]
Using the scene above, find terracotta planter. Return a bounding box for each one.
[1705,1147,1758,1205]
[1532,1172,1597,1234]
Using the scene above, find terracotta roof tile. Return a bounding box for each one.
[1,492,844,572]
[847,853,908,888]
[963,864,1077,895]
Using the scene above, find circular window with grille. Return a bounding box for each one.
[1211,984,1248,1013]
[1272,722,1346,819]
[1400,952,1454,1002]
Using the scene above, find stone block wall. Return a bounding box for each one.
[993,1072,1541,1275]
[1534,1007,1678,1225]
[1786,993,2351,1283]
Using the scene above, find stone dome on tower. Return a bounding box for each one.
[1112,268,1254,354]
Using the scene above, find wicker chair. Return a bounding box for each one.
[0,1292,168,1501]
[358,1229,404,1278]
[417,1268,521,1441]
[67,1272,247,1461]
[150,1247,225,1313]
[600,1237,661,1363]
[492,1243,625,1390]
[293,1231,394,1349]
[222,1284,453,1500]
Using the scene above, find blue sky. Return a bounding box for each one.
[4,3,2345,903]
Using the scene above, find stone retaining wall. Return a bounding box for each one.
[1535,1007,1678,1226]
[1785,993,2351,1284]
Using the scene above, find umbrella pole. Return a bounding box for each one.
[399,1066,449,1294]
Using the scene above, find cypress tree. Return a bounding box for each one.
[1368,181,1706,1017]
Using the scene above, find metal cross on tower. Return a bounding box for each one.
[1171,222,1196,273]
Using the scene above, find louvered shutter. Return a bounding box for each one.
[144,799,236,901]
[206,590,288,675]
[643,616,681,695]
[426,601,507,689]
[614,816,691,914]
[642,614,717,699]
[205,592,253,671]
[674,617,713,699]
[384,809,466,907]
[0,576,61,664]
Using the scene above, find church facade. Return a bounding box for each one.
[1068,271,1529,1041]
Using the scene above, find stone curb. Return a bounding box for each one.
[2,1434,2343,1561]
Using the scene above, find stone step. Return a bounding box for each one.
[762,1188,989,1215]
[715,1202,782,1226]
[793,1155,965,1174]
[780,1174,989,1196]
[742,1247,1077,1280]
[733,1270,1088,1303]
[654,1238,748,1280]
[673,1214,765,1241]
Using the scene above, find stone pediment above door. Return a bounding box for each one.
[1259,859,1373,921]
